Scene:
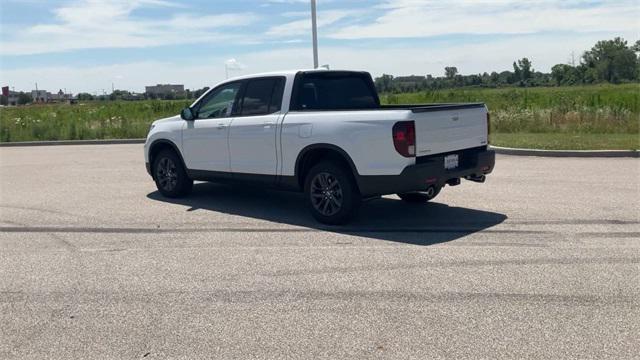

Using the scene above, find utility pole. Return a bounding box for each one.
[310,0,318,69]
[570,51,576,67]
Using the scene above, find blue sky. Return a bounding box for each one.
[0,0,638,94]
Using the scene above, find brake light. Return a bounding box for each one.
[486,112,491,144]
[392,121,415,157]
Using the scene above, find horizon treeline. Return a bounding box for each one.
[374,37,640,93]
[2,37,638,105]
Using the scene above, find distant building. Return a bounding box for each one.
[7,91,19,106]
[145,84,184,96]
[31,90,51,102]
[30,89,72,103]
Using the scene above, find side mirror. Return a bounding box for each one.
[180,107,194,121]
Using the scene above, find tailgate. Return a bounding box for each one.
[412,105,488,156]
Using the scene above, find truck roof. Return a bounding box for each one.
[225,69,368,82]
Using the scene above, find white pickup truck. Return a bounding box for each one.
[144,70,495,224]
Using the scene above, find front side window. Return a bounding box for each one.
[195,82,241,119]
[240,77,285,116]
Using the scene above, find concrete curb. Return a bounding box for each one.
[0,139,145,147]
[490,145,639,158]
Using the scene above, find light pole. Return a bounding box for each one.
[310,0,318,69]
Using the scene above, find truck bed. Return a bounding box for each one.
[379,102,485,112]
[378,103,488,157]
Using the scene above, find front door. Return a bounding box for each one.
[182,81,242,172]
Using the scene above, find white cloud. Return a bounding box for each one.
[1,0,260,55]
[225,58,245,70]
[330,0,640,39]
[2,31,631,93]
[1,0,637,92]
[265,0,315,3]
[266,10,358,37]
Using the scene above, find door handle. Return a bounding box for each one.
[217,123,227,129]
[263,120,276,128]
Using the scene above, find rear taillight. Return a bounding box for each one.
[392,121,415,157]
[486,112,491,144]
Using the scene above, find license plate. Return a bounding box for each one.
[444,154,459,170]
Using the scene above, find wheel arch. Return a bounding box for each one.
[294,143,360,189]
[148,139,187,177]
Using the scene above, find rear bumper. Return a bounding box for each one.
[356,148,495,197]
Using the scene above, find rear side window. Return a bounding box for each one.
[295,73,378,110]
[240,77,285,116]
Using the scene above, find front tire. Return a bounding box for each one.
[152,149,193,198]
[397,185,441,203]
[304,161,361,225]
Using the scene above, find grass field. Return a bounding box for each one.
[1,84,638,149]
[491,133,639,150]
[0,100,190,143]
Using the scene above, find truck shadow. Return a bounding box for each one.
[146,182,506,246]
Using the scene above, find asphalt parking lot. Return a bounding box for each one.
[1,144,639,359]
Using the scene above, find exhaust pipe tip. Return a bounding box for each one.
[465,174,486,183]
[446,178,461,186]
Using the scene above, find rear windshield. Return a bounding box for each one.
[293,73,379,111]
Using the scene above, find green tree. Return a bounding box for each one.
[581,37,638,83]
[490,72,500,85]
[374,74,395,92]
[518,58,533,82]
[109,89,131,101]
[77,93,94,101]
[551,64,580,85]
[17,92,32,105]
[512,58,533,85]
[444,66,458,79]
[512,62,522,84]
[192,87,209,99]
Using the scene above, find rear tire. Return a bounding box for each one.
[304,161,361,225]
[152,149,193,198]
[397,185,441,203]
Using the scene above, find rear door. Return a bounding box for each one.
[228,77,285,176]
[412,105,488,156]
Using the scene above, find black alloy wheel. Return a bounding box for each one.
[156,157,178,192]
[153,149,193,197]
[310,172,344,217]
[304,161,360,225]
